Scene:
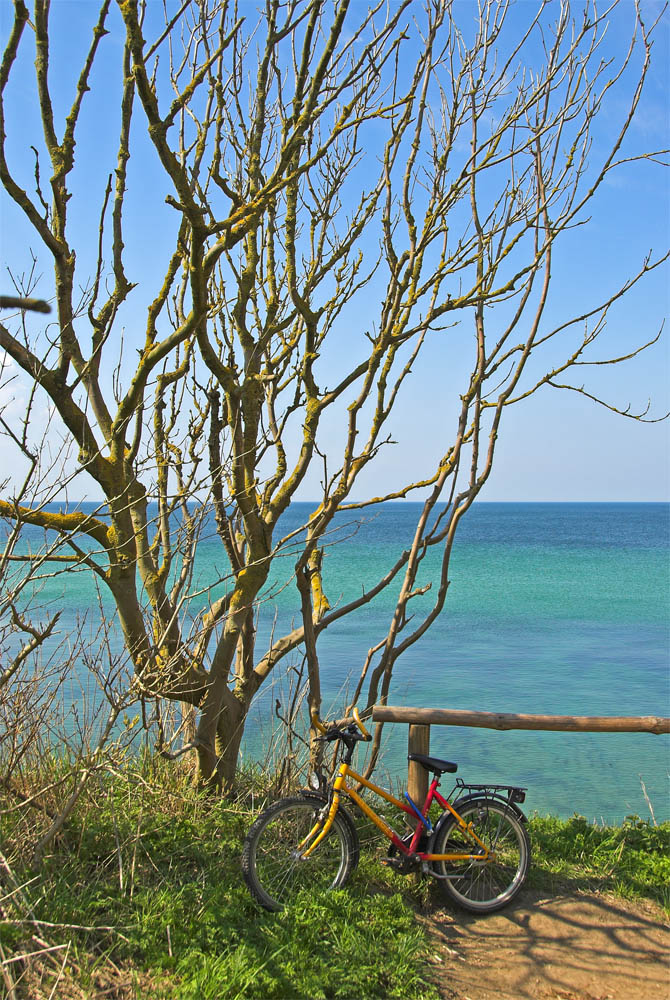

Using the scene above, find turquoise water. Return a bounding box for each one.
[9,502,669,822]
[243,503,670,823]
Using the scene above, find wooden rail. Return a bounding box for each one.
[371,705,670,802]
[372,705,670,734]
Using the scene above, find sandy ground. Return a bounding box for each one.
[421,890,670,1000]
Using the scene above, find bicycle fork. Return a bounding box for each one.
[297,771,350,859]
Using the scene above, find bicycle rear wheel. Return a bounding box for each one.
[242,796,356,911]
[431,797,530,913]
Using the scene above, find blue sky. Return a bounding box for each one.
[0,0,668,503]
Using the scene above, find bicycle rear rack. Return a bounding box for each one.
[453,778,526,804]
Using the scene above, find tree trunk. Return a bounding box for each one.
[215,699,247,794]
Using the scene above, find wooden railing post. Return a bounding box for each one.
[407,724,430,804]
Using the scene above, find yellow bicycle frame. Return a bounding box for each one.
[301,758,491,862]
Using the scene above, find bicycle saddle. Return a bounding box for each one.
[407,753,457,774]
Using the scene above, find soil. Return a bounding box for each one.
[420,889,670,1000]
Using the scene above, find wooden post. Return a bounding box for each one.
[407,724,430,804]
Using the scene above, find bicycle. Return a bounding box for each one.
[242,708,530,914]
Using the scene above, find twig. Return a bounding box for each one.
[7,919,131,942]
[639,775,657,826]
[2,941,70,964]
[110,792,124,892]
[48,940,71,1000]
[0,876,40,906]
[128,801,144,900]
[0,294,51,313]
[0,852,38,921]
[0,937,20,1000]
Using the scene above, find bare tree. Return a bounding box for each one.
[0,449,137,872]
[0,0,666,790]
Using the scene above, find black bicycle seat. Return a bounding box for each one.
[407,753,458,775]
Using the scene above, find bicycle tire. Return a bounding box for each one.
[431,797,530,913]
[242,796,356,911]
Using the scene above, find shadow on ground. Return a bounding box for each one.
[418,887,669,1000]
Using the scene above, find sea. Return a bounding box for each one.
[240,502,670,824]
[9,501,670,823]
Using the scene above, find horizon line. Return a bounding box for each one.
[35,497,670,505]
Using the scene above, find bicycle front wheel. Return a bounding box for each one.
[431,797,530,913]
[242,796,356,911]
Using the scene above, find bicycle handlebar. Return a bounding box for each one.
[352,707,371,741]
[310,710,328,735]
[310,707,372,742]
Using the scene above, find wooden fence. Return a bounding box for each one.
[370,704,670,802]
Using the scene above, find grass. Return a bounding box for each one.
[528,812,670,910]
[1,758,668,999]
[1,759,438,999]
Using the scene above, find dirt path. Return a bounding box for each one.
[421,890,669,1000]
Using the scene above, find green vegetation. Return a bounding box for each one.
[1,761,667,999]
[528,813,670,910]
[1,761,437,999]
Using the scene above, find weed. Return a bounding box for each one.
[1,760,437,999]
[528,813,670,911]
[2,762,667,999]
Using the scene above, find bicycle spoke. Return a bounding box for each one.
[432,798,530,913]
[242,797,356,910]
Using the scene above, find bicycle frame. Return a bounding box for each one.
[300,758,491,863]
[243,710,529,915]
